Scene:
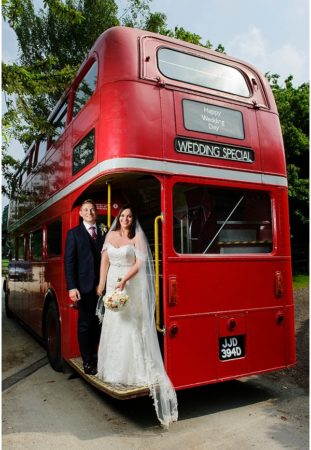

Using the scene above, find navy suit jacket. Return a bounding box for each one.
[64,222,105,294]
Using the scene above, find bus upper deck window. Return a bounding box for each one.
[51,99,68,142]
[158,48,249,97]
[73,60,98,117]
[72,129,95,175]
[37,139,48,165]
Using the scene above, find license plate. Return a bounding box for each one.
[219,335,245,360]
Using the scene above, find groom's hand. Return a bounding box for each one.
[69,288,81,306]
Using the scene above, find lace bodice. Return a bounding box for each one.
[106,243,136,267]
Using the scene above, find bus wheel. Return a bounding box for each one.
[4,288,14,319]
[45,302,64,372]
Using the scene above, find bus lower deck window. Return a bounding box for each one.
[173,184,272,254]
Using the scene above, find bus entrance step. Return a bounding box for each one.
[68,357,150,400]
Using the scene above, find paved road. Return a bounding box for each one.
[2,291,309,449]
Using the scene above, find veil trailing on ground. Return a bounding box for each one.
[96,216,178,428]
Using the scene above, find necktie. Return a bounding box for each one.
[89,226,97,240]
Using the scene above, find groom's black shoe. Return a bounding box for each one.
[83,362,97,375]
[91,355,98,368]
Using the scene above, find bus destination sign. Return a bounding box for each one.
[183,99,245,139]
[175,137,255,163]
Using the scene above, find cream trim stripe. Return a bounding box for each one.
[9,157,287,231]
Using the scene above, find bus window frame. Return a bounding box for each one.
[16,234,25,260]
[140,36,269,108]
[167,177,276,258]
[36,139,48,166]
[72,127,95,176]
[71,56,99,120]
[27,143,36,175]
[46,217,62,258]
[156,46,251,98]
[30,228,45,262]
[48,96,70,148]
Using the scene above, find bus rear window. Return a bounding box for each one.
[173,184,272,254]
[158,48,249,97]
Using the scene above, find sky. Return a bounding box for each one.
[148,0,309,85]
[2,0,310,171]
[3,0,309,82]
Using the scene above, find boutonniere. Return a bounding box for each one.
[99,223,108,234]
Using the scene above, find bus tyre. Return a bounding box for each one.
[4,290,14,319]
[45,302,64,372]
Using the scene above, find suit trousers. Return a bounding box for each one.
[77,291,101,364]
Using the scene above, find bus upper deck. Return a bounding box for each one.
[9,26,286,232]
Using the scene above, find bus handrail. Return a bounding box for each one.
[106,181,111,229]
[154,214,165,335]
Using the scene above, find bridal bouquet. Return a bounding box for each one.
[102,279,129,312]
[103,289,129,311]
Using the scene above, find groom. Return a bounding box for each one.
[64,199,106,375]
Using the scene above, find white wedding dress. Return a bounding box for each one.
[97,243,149,385]
[96,238,178,427]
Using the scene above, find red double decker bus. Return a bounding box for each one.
[5,26,295,398]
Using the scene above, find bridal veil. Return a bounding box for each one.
[97,215,178,428]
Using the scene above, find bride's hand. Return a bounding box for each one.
[116,279,126,291]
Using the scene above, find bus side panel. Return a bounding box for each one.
[256,111,287,176]
[60,298,80,361]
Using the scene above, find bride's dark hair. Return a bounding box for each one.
[115,204,137,239]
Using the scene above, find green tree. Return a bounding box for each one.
[2,0,223,198]
[268,74,309,272]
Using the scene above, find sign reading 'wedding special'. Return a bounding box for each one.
[183,99,245,140]
[175,137,255,163]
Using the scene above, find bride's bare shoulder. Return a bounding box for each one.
[106,230,118,244]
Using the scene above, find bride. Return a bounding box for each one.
[96,204,178,428]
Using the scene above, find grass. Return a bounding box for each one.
[293,274,309,290]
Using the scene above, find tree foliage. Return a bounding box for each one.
[268,74,309,219]
[267,74,309,270]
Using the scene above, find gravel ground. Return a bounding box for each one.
[263,287,309,392]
